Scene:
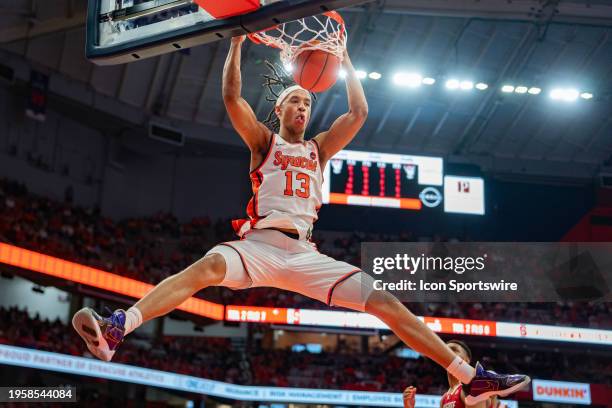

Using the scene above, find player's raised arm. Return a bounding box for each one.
[222,35,271,152]
[313,48,368,165]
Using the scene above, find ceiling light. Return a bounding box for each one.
[564,89,579,101]
[446,79,460,90]
[550,88,579,102]
[528,87,541,95]
[475,83,488,90]
[501,85,515,93]
[580,92,593,100]
[515,86,528,94]
[422,77,436,85]
[393,72,423,87]
[355,70,367,79]
[460,81,474,90]
[369,72,382,80]
[550,88,564,100]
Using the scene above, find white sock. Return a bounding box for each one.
[124,307,143,335]
[446,356,476,384]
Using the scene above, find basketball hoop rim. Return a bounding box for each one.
[247,10,346,53]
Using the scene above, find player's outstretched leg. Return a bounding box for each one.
[364,290,530,404]
[72,253,226,361]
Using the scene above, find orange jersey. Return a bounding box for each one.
[233,134,323,240]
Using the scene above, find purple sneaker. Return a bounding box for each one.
[72,307,126,362]
[464,362,531,404]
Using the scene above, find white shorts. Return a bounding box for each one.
[206,229,375,312]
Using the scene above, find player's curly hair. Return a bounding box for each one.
[262,60,315,133]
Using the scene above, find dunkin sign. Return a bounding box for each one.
[532,380,591,405]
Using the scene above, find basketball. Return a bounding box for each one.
[293,49,341,93]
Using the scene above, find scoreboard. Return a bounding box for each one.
[322,150,485,215]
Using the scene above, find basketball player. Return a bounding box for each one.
[403,340,509,408]
[72,35,529,404]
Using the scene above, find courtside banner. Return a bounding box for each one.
[532,380,591,405]
[0,345,518,407]
[362,242,612,302]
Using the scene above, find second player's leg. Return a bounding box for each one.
[132,253,227,322]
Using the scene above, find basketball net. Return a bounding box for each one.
[248,11,347,66]
[403,164,416,180]
[331,158,344,175]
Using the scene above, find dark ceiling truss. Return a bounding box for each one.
[419,20,499,153]
[192,41,222,122]
[361,13,409,147]
[453,25,539,156]
[511,29,576,159]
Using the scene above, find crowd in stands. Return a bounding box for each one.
[0,306,610,394]
[0,177,611,330]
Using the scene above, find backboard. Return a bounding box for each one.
[86,0,369,65]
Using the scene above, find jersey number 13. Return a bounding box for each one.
[284,171,310,198]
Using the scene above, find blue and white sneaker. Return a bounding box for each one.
[464,362,531,404]
[72,307,126,362]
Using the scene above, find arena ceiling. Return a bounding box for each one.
[1,0,611,182]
